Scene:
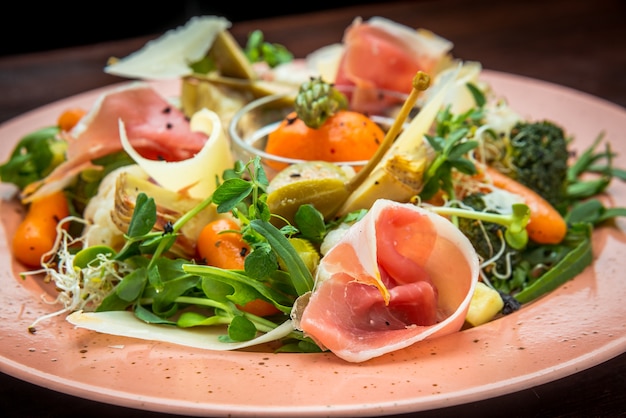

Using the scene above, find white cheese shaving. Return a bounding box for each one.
[119,108,234,199]
[305,43,344,83]
[67,310,295,350]
[424,60,484,115]
[105,16,231,80]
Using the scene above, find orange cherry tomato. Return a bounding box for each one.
[197,218,250,270]
[197,218,280,316]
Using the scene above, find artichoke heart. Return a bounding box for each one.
[338,148,430,215]
[208,29,257,80]
[385,151,429,191]
[112,171,217,259]
[180,76,251,124]
[181,75,298,120]
[181,24,298,119]
[338,64,464,215]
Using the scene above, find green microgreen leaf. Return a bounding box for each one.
[114,267,148,302]
[449,157,478,175]
[466,82,486,107]
[430,202,530,250]
[448,139,478,160]
[424,134,445,152]
[504,204,531,249]
[126,193,157,237]
[243,244,279,280]
[225,315,258,342]
[177,311,231,328]
[140,233,177,256]
[420,104,480,201]
[244,30,293,68]
[249,219,314,295]
[147,264,164,293]
[134,304,176,325]
[294,204,326,243]
[212,178,254,213]
[183,265,294,314]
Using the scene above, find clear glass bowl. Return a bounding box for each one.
[228,86,410,179]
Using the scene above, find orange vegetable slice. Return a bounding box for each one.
[265,110,384,171]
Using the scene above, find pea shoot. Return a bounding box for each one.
[68,157,321,348]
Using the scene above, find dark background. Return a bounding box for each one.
[1,0,385,57]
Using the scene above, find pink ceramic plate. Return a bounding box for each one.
[0,71,625,417]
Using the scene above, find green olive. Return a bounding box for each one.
[267,161,353,224]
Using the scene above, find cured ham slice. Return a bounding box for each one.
[69,83,207,162]
[334,17,453,94]
[293,199,479,363]
[23,83,209,201]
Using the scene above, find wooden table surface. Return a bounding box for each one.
[1,0,625,416]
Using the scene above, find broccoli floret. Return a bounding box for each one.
[455,193,524,282]
[495,121,570,209]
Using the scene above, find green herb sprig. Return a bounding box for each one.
[77,157,319,347]
[244,30,293,68]
[419,83,485,201]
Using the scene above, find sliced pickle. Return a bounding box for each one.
[267,161,353,224]
[280,238,320,275]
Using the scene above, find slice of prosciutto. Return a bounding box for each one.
[22,83,209,202]
[292,199,479,363]
[334,17,454,95]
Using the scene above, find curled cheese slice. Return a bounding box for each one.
[105,16,231,80]
[67,311,294,350]
[119,108,233,199]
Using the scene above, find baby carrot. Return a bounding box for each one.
[12,190,70,267]
[196,218,280,316]
[485,167,567,244]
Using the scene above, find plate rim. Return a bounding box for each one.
[1,69,625,417]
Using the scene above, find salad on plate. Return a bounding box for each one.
[1,16,624,363]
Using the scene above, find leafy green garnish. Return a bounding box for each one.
[431,203,531,250]
[566,133,613,200]
[419,85,484,201]
[81,157,318,348]
[566,198,626,225]
[513,223,593,304]
[0,126,65,190]
[244,30,293,68]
